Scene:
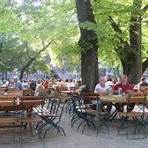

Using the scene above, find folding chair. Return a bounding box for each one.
[118,92,147,139]
[34,98,66,138]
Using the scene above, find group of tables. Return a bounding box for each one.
[60,88,148,120]
[0,88,43,132]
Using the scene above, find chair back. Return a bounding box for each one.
[44,98,65,123]
[70,94,84,114]
[7,88,17,92]
[55,100,65,123]
[0,96,16,108]
[7,90,23,96]
[20,96,44,110]
[0,87,8,91]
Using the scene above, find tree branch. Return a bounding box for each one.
[108,16,130,54]
[41,39,45,49]
[19,40,53,80]
[142,5,148,13]
[108,16,122,34]
[25,43,33,59]
[37,40,53,55]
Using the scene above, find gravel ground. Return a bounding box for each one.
[0,112,148,148]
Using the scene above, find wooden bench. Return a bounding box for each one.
[0,96,43,132]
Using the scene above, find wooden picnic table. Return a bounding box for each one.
[99,95,127,103]
[100,94,148,104]
[0,96,43,130]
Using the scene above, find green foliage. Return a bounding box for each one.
[28,59,49,74]
[0,0,147,75]
[91,0,148,68]
[0,34,31,70]
[0,0,23,32]
[0,0,78,75]
[50,42,80,69]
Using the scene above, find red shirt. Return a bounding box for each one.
[113,83,133,93]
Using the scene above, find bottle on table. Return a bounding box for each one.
[118,87,122,95]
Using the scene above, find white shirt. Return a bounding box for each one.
[66,82,75,88]
[94,83,111,93]
[93,83,112,104]
[34,84,44,96]
[105,81,113,87]
[22,82,29,89]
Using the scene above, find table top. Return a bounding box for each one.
[0,96,43,108]
[60,91,71,93]
[100,94,148,103]
[99,95,127,103]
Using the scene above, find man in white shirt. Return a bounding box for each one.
[94,77,112,95]
[105,77,114,87]
[34,80,45,96]
[66,79,75,90]
[94,77,112,112]
[22,80,29,89]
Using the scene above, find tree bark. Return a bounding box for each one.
[19,57,35,80]
[75,0,99,91]
[128,0,142,83]
[121,51,142,84]
[109,0,143,84]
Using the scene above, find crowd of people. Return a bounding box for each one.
[0,78,81,94]
[0,74,148,112]
[94,74,148,112]
[0,79,36,90]
[0,75,147,95]
[94,74,148,95]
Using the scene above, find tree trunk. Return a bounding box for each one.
[81,46,98,91]
[109,0,143,84]
[118,44,142,84]
[120,0,142,84]
[121,51,142,84]
[19,57,35,80]
[128,0,142,83]
[75,0,99,91]
[121,52,142,84]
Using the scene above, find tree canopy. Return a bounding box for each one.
[0,0,147,81]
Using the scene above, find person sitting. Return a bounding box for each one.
[30,80,36,91]
[42,80,49,91]
[113,74,134,112]
[94,77,112,112]
[15,80,23,90]
[105,76,114,87]
[55,79,66,91]
[137,76,148,92]
[34,80,45,96]
[22,80,29,89]
[66,79,75,90]
[113,74,133,94]
[94,77,112,94]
